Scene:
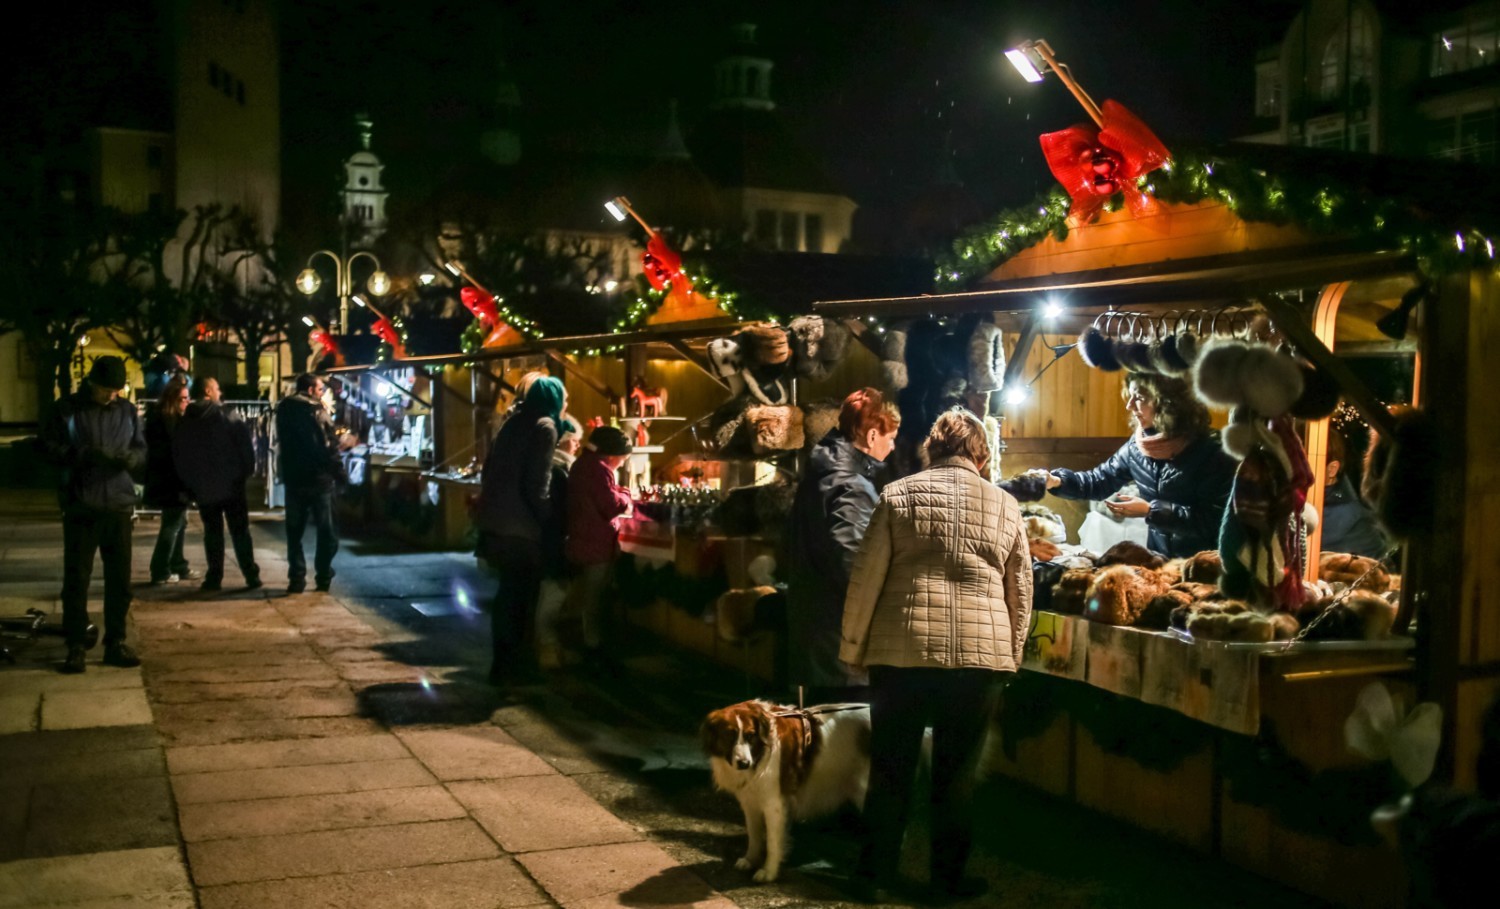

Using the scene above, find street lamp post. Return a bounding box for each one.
[296,250,390,335]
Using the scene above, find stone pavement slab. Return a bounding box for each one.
[196,856,549,909]
[150,690,359,724]
[179,784,467,842]
[0,845,192,909]
[394,725,558,781]
[0,694,37,734]
[145,661,339,684]
[151,714,385,747]
[41,688,154,730]
[164,731,407,774]
[21,775,178,859]
[172,756,436,804]
[518,841,737,909]
[147,678,351,704]
[185,818,501,886]
[449,775,643,853]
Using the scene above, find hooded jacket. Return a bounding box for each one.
[565,447,632,565]
[174,400,255,506]
[1050,433,1237,558]
[274,393,343,491]
[840,457,1033,673]
[785,430,885,687]
[39,385,147,513]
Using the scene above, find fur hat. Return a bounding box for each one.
[1362,405,1435,540]
[1022,506,1067,544]
[1182,550,1223,584]
[743,362,790,406]
[1193,337,1304,418]
[746,405,804,454]
[1051,568,1095,616]
[1185,601,1274,642]
[1115,340,1156,374]
[882,326,908,392]
[1288,361,1342,420]
[999,472,1049,503]
[1078,327,1121,371]
[1084,564,1172,626]
[1097,540,1166,569]
[739,323,791,366]
[789,316,847,379]
[587,425,633,456]
[1151,334,1192,376]
[1318,551,1391,593]
[1294,590,1395,641]
[1175,331,1202,368]
[966,321,1005,393]
[1137,585,1198,631]
[800,399,841,450]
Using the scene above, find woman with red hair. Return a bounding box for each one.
[785,387,900,704]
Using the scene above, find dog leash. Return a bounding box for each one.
[768,703,868,751]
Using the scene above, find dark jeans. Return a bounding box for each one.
[857,665,1004,889]
[61,508,134,648]
[201,493,259,583]
[486,536,543,678]
[148,506,189,581]
[285,486,337,585]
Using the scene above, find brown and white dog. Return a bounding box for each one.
[700,699,870,882]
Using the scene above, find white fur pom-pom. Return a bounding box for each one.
[1237,347,1305,419]
[1193,337,1252,408]
[1222,408,1257,460]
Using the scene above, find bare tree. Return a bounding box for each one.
[202,217,302,394]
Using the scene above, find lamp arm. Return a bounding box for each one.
[1030,43,1104,127]
[304,249,342,294]
[347,250,383,276]
[612,196,658,236]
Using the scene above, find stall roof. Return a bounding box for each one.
[812,242,1414,319]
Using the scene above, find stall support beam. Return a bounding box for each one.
[1259,295,1396,438]
[843,318,886,359]
[1003,315,1042,391]
[545,350,615,402]
[667,340,730,389]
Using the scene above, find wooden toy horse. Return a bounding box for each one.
[629,379,669,417]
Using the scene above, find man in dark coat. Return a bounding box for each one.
[785,388,899,704]
[38,356,147,673]
[175,377,262,591]
[275,374,344,593]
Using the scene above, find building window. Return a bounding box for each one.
[754,210,777,244]
[1432,17,1500,77]
[146,145,164,169]
[1255,65,1281,118]
[804,214,823,253]
[1430,110,1498,162]
[1320,12,1373,102]
[780,212,800,251]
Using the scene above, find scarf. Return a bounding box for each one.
[1133,430,1191,461]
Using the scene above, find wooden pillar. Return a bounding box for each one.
[1303,281,1353,572]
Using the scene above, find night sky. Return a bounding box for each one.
[281,0,1307,249]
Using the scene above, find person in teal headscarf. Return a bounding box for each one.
[475,372,569,684]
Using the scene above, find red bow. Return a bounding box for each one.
[372,317,406,358]
[459,286,499,327]
[643,233,685,292]
[1039,100,1170,225]
[309,328,345,367]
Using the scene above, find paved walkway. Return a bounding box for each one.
[0,490,736,909]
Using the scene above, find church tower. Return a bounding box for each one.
[341,113,388,248]
[710,23,775,112]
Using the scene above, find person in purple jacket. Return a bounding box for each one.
[565,425,634,672]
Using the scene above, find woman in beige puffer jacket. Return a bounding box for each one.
[840,409,1032,903]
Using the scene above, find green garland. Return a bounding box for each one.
[611,265,786,336]
[998,671,1396,845]
[936,148,1500,289]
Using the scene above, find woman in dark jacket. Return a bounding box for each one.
[785,388,899,704]
[1045,374,1236,559]
[475,374,566,684]
[144,377,194,584]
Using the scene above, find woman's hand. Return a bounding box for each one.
[1104,494,1150,518]
[1030,469,1061,491]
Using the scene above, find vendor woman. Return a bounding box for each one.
[1044,373,1236,559]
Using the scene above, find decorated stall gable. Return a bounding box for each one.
[937,148,1500,290]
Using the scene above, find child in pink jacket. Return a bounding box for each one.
[565,426,634,663]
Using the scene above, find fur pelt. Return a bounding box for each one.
[788,316,825,362]
[1175,331,1202,368]
[1184,601,1275,643]
[983,416,1002,482]
[788,316,848,380]
[1319,552,1391,593]
[1294,590,1396,641]
[967,321,1005,392]
[1136,581,1217,630]
[1084,564,1172,626]
[1001,472,1049,503]
[708,338,748,396]
[746,405,804,454]
[1078,327,1121,371]
[1022,505,1067,544]
[881,327,908,392]
[740,323,791,366]
[1051,568,1095,616]
[1151,335,1192,376]
[1097,540,1166,570]
[1361,405,1436,540]
[716,586,779,642]
[800,400,841,451]
[1192,337,1304,418]
[1176,552,1224,588]
[1116,340,1156,374]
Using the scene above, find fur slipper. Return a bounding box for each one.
[967,321,1005,392]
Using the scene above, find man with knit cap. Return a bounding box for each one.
[39,355,147,673]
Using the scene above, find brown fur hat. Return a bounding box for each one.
[999,472,1049,503]
[740,323,791,366]
[799,399,841,451]
[1362,405,1436,540]
[1182,550,1223,584]
[1022,505,1067,543]
[1319,552,1390,593]
[1098,540,1166,570]
[1084,565,1172,626]
[1051,568,1095,616]
[1137,587,1194,631]
[1188,606,1276,643]
[1294,590,1396,641]
[746,405,804,454]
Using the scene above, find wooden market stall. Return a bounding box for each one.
[810,151,1500,908]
